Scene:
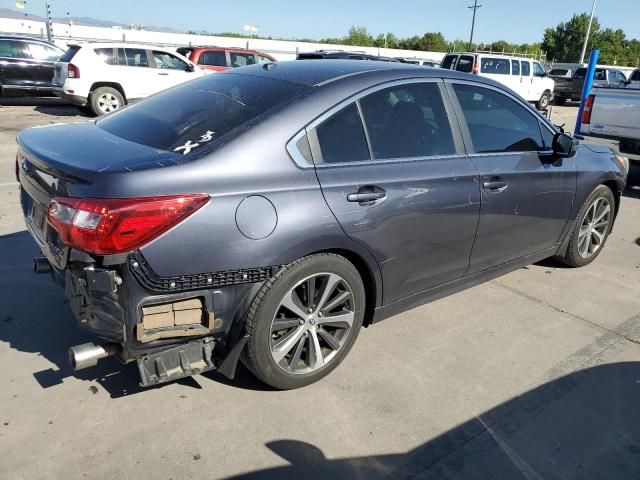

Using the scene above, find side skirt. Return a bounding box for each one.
[371,246,559,324]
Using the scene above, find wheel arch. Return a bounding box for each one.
[602,179,621,225]
[89,82,127,103]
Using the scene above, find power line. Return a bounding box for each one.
[468,0,482,51]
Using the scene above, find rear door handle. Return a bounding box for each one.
[347,187,386,203]
[158,72,169,76]
[482,178,508,191]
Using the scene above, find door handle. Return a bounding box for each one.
[347,187,386,204]
[158,72,169,76]
[482,178,508,191]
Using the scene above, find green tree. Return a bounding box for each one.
[542,13,601,62]
[417,32,448,52]
[343,26,374,46]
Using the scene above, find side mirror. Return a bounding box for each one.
[185,63,195,72]
[552,132,575,157]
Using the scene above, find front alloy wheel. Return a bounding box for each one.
[243,254,365,389]
[559,184,615,267]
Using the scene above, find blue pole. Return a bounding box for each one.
[574,49,599,135]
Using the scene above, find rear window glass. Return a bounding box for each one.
[98,73,309,153]
[521,61,530,76]
[632,71,640,81]
[60,45,80,62]
[199,50,227,67]
[125,48,149,67]
[441,55,456,70]
[574,68,587,79]
[314,103,369,164]
[456,55,474,73]
[94,48,114,65]
[549,68,568,76]
[480,57,510,75]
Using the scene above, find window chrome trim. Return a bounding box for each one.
[286,77,457,168]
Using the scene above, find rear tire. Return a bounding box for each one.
[536,91,551,110]
[554,96,567,106]
[242,253,365,390]
[558,185,615,267]
[89,86,124,116]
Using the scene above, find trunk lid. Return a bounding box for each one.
[53,45,81,86]
[18,122,183,269]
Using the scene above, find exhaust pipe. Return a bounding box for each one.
[69,343,118,370]
[33,257,51,274]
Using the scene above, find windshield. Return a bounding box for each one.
[98,73,309,153]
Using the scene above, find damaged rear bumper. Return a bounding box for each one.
[48,252,266,386]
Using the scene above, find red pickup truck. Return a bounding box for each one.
[176,46,275,72]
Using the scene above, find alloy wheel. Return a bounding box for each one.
[98,93,120,113]
[578,197,611,259]
[269,272,355,374]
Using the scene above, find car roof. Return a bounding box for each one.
[445,52,537,61]
[66,42,177,50]
[0,34,59,46]
[225,59,494,87]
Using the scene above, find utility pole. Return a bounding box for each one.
[468,0,482,51]
[45,2,53,42]
[579,0,597,64]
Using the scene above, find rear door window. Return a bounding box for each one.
[480,57,510,75]
[359,82,455,158]
[521,61,531,77]
[511,60,520,75]
[125,48,149,67]
[229,52,256,68]
[631,71,640,81]
[455,55,474,73]
[98,73,309,153]
[313,103,370,164]
[441,55,457,70]
[0,39,27,58]
[452,83,544,153]
[198,50,227,67]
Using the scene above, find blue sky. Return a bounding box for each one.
[3,0,639,43]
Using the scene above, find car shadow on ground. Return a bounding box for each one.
[0,96,86,117]
[225,362,640,479]
[0,230,268,398]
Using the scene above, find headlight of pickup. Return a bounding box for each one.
[614,153,629,174]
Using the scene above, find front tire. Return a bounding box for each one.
[558,185,615,267]
[242,254,365,389]
[536,91,551,110]
[89,86,124,116]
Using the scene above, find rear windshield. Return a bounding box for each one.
[441,55,456,70]
[60,45,80,62]
[98,73,309,153]
[549,68,568,76]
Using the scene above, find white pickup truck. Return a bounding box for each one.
[580,86,640,161]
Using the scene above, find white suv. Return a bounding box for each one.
[52,42,206,116]
[441,53,555,110]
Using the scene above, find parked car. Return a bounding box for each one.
[397,57,441,67]
[548,68,573,78]
[52,42,206,116]
[580,86,640,162]
[18,61,627,390]
[0,35,64,97]
[627,68,640,88]
[551,67,628,105]
[441,52,555,110]
[297,50,399,62]
[176,46,276,72]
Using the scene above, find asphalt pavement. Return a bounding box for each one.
[0,98,639,480]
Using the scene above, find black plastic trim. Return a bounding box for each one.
[129,252,274,293]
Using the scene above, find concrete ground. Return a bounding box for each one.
[0,98,639,480]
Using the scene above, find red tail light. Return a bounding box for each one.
[68,63,80,79]
[47,194,209,255]
[472,61,479,75]
[581,95,595,124]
